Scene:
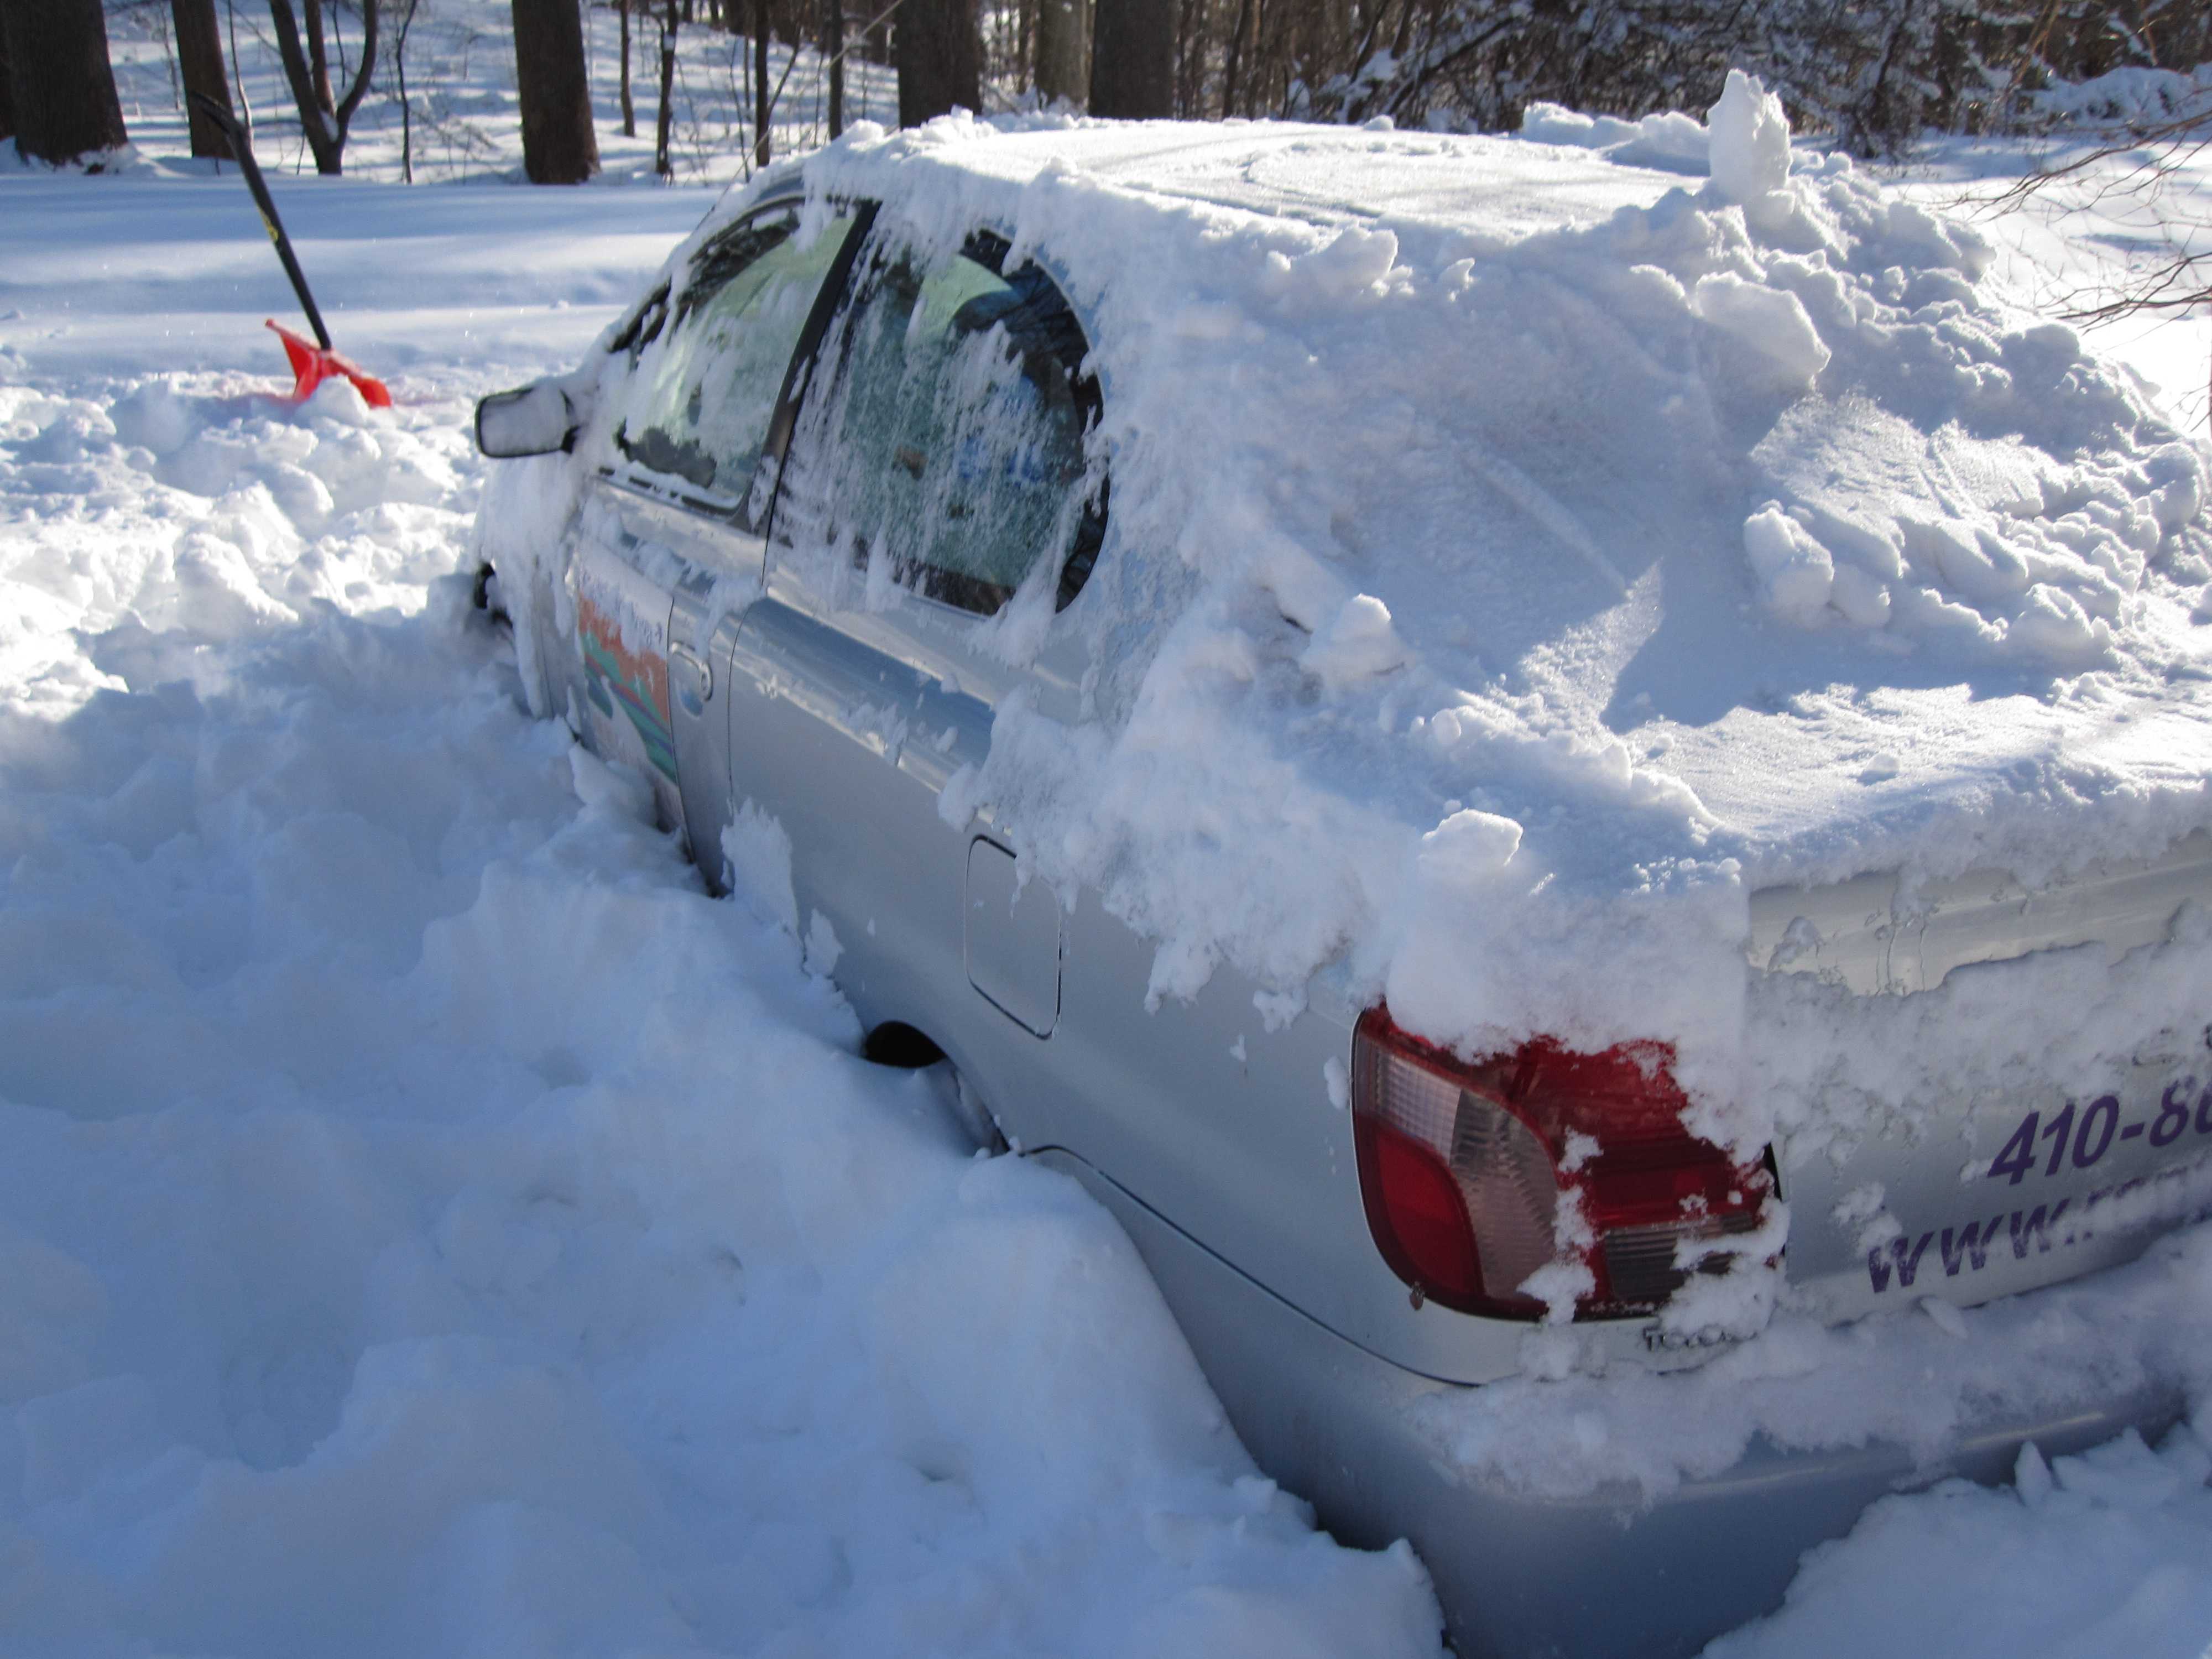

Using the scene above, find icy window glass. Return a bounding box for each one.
[615,207,856,506]
[776,234,1105,616]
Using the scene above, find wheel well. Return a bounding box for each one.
[862,1021,945,1069]
[469,561,510,628]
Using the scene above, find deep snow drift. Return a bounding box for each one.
[8,54,2212,1659]
[0,177,1441,1656]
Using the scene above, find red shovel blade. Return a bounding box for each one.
[267,320,393,409]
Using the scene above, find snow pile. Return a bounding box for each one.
[0,186,1441,1658]
[0,374,462,714]
[11,98,2212,1659]
[2032,62,2212,128]
[1411,1211,2212,1500]
[648,77,2212,1152]
[1710,1423,2212,1659]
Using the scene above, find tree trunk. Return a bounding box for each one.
[752,0,769,164]
[1219,0,1251,113]
[513,0,601,181]
[172,0,237,158]
[1034,0,1084,105]
[654,0,676,176]
[302,0,335,112]
[2,0,129,164]
[1089,0,1173,116]
[267,0,376,174]
[394,0,419,180]
[895,0,978,126]
[822,0,842,136]
[619,0,635,135]
[0,9,16,144]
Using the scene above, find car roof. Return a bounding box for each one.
[661,114,2210,1085]
[803,119,1688,247]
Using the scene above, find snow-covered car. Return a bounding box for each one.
[472,84,2212,1658]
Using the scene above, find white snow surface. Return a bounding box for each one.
[0,173,1442,1657]
[11,53,2212,1657]
[531,78,2212,1166]
[1712,1423,2212,1659]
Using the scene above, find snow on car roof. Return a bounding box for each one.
[822,117,1693,243]
[562,78,2212,1159]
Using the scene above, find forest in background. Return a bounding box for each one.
[3,0,2209,184]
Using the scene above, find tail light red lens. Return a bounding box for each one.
[1350,1007,1772,1320]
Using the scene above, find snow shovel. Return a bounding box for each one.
[190,92,392,409]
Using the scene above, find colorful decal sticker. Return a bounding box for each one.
[579,591,677,780]
[569,544,682,828]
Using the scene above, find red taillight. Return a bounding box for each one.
[1350,1007,1772,1320]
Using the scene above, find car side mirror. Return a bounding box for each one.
[475,379,580,457]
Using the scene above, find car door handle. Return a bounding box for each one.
[669,639,713,706]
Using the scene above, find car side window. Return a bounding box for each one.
[774,230,1106,615]
[613,204,858,509]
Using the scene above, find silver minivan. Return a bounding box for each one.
[472,126,2212,1657]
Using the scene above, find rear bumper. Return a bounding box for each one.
[1040,1149,2184,1659]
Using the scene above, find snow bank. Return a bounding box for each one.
[0,375,463,716]
[0,195,1442,1655]
[1709,1422,2212,1659]
[610,78,2212,1162]
[11,92,2212,1658]
[2032,62,2212,127]
[0,576,1436,1650]
[1412,1211,2212,1501]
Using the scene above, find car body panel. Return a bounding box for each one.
[966,836,1061,1037]
[1749,837,2212,1321]
[1746,831,2212,997]
[1041,1141,2185,1659]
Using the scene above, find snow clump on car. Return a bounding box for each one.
[498,81,2212,1170]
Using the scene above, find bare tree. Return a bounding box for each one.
[1216,0,1252,114]
[302,0,336,111]
[2,0,129,165]
[268,0,376,173]
[1034,0,1083,105]
[1089,0,1172,116]
[896,0,978,125]
[0,8,15,144]
[753,0,770,163]
[823,0,843,135]
[618,0,637,135]
[173,0,238,159]
[655,0,677,176]
[389,0,421,179]
[514,0,601,181]
[225,0,254,126]
[1990,94,2212,424]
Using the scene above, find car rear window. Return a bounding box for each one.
[773,231,1105,615]
[613,205,858,509]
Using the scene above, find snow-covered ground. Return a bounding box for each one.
[6,22,2212,1657]
[1885,70,2212,436]
[0,175,1444,1658]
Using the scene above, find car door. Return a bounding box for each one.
[552,197,865,860]
[726,221,1107,1088]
